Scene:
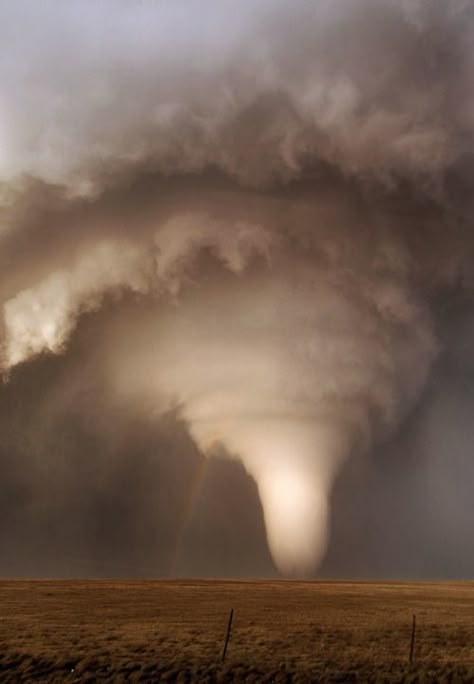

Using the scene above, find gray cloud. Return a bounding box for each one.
[0,0,473,576]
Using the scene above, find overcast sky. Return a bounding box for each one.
[1,0,474,577]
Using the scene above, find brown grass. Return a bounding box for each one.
[1,579,474,682]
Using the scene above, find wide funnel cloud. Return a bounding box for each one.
[0,0,473,575]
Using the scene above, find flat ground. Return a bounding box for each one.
[0,580,474,682]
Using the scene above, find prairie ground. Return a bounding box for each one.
[0,579,474,682]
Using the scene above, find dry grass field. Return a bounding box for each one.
[1,579,474,682]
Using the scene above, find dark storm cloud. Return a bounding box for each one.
[0,0,474,576]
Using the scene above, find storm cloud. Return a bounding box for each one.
[1,0,474,576]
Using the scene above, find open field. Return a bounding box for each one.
[1,580,474,682]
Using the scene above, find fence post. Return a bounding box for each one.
[409,614,416,663]
[222,608,234,663]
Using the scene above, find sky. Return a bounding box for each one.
[0,0,474,577]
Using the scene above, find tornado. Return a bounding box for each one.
[1,0,473,575]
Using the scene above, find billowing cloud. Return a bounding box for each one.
[0,0,473,575]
